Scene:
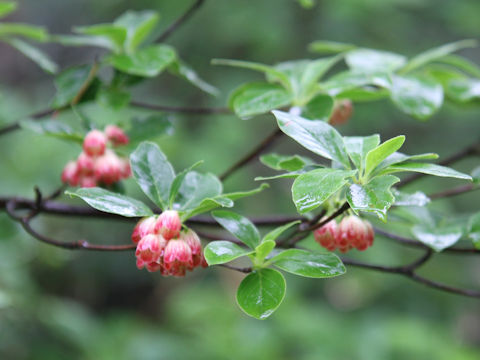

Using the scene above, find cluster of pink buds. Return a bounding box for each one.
[328,99,353,126]
[314,215,374,253]
[61,126,131,187]
[132,210,207,277]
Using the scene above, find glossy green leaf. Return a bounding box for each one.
[51,34,117,51]
[273,110,351,169]
[447,79,480,102]
[270,249,345,278]
[20,119,83,143]
[0,2,16,18]
[292,169,357,213]
[222,183,270,201]
[51,65,100,108]
[412,224,463,252]
[262,221,301,243]
[346,48,406,73]
[228,82,292,119]
[126,114,173,145]
[321,70,389,96]
[401,39,477,74]
[467,213,480,249]
[97,88,130,109]
[375,152,439,172]
[66,188,153,217]
[109,44,176,77]
[236,268,286,320]
[347,175,400,221]
[114,10,159,52]
[255,240,276,261]
[302,94,334,120]
[212,210,260,249]
[392,190,430,207]
[129,141,175,210]
[389,75,443,120]
[0,23,48,41]
[336,87,390,102]
[6,38,58,74]
[308,40,356,54]
[204,241,253,265]
[168,59,218,96]
[169,161,203,207]
[175,171,222,211]
[438,55,480,78]
[260,153,312,172]
[181,196,234,220]
[74,24,126,52]
[364,136,405,177]
[343,135,380,170]
[212,58,291,91]
[381,162,472,180]
[472,167,480,184]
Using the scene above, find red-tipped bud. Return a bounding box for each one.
[79,176,97,188]
[76,152,95,175]
[181,229,205,268]
[120,158,131,178]
[329,99,353,126]
[61,161,79,186]
[135,234,166,265]
[83,129,107,157]
[105,125,129,146]
[94,150,122,185]
[163,238,193,277]
[155,210,182,240]
[314,219,338,252]
[131,216,157,243]
[338,215,374,252]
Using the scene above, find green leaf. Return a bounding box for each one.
[347,175,400,221]
[321,70,388,96]
[308,40,356,54]
[0,2,16,18]
[129,142,175,209]
[299,57,342,96]
[389,75,443,120]
[364,135,405,177]
[236,268,286,320]
[336,87,390,102]
[97,88,131,110]
[292,169,357,213]
[260,153,312,172]
[273,110,351,169]
[412,224,463,252]
[302,94,334,120]
[262,221,301,243]
[51,34,117,51]
[66,188,153,217]
[381,162,472,180]
[346,49,406,73]
[222,183,270,201]
[392,189,430,207]
[401,39,477,74]
[437,55,480,78]
[181,196,234,220]
[375,152,439,173]
[126,114,173,144]
[212,210,260,249]
[212,58,291,91]
[446,79,480,102]
[255,240,276,261]
[175,171,222,211]
[472,167,480,185]
[343,135,380,170]
[51,65,100,108]
[19,119,83,143]
[168,59,218,96]
[0,23,48,41]
[270,249,346,278]
[74,24,126,53]
[109,44,176,77]
[228,82,292,119]
[467,213,480,249]
[6,38,58,74]
[168,161,204,208]
[114,10,159,52]
[204,241,253,265]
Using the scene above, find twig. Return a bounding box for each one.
[156,0,206,43]
[0,108,55,137]
[429,184,478,200]
[218,264,252,273]
[131,101,229,114]
[219,128,283,181]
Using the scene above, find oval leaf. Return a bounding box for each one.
[204,241,253,265]
[212,210,260,249]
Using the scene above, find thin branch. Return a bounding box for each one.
[0,108,55,137]
[130,101,229,114]
[429,184,479,200]
[220,128,283,181]
[156,0,206,43]
[219,264,252,273]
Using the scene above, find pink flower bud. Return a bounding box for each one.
[105,125,129,146]
[314,219,338,252]
[135,234,166,265]
[155,210,182,240]
[94,150,122,185]
[337,215,374,252]
[120,158,131,178]
[61,161,79,186]
[181,229,206,268]
[79,176,97,188]
[76,152,95,175]
[329,99,353,126]
[131,216,157,243]
[163,238,193,276]
[83,129,107,157]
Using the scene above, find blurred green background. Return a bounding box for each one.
[1,0,480,359]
